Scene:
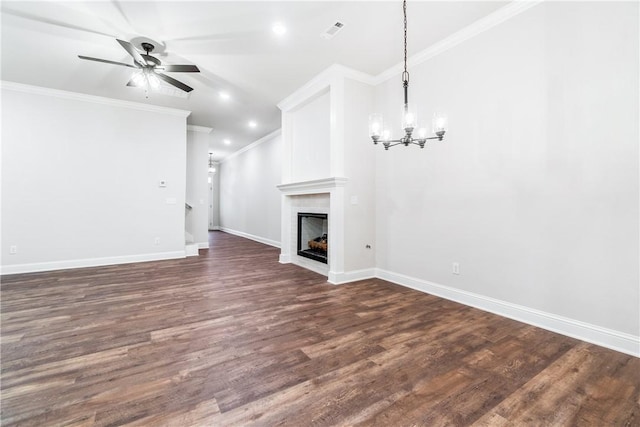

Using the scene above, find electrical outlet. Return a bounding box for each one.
[452,262,460,275]
[154,237,160,245]
[9,245,17,254]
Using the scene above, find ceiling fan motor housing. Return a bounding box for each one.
[139,43,160,67]
[141,54,160,67]
[141,42,155,53]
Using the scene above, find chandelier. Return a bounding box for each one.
[369,0,448,150]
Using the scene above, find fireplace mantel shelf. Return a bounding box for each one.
[277,177,348,195]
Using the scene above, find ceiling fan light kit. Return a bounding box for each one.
[78,38,200,93]
[369,0,448,150]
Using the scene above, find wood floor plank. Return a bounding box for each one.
[2,231,639,426]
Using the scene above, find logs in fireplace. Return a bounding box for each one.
[297,213,328,264]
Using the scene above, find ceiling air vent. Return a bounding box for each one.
[320,21,344,40]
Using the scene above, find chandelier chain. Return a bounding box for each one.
[402,0,409,83]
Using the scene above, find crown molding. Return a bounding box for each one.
[374,0,543,84]
[277,1,542,110]
[278,64,375,113]
[187,125,213,133]
[0,81,192,118]
[220,129,282,163]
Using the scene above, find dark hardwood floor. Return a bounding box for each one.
[1,231,638,426]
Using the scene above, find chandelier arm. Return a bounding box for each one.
[406,140,425,147]
[387,141,407,148]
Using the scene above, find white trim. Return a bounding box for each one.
[0,251,186,276]
[197,242,210,249]
[187,125,213,133]
[328,268,376,285]
[221,129,282,163]
[335,64,377,86]
[1,81,192,117]
[375,268,640,358]
[293,256,329,277]
[278,64,375,113]
[373,0,543,84]
[219,227,281,248]
[279,254,292,264]
[277,177,348,195]
[185,244,199,257]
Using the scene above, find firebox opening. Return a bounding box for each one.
[297,212,328,264]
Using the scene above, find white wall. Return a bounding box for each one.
[291,91,330,182]
[1,84,189,273]
[375,2,639,337]
[343,79,376,272]
[209,167,220,230]
[186,126,211,247]
[219,131,282,246]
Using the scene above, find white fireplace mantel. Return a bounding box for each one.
[277,177,348,196]
[278,177,348,283]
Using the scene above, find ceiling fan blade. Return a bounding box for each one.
[156,73,193,93]
[116,39,145,66]
[159,64,200,73]
[78,55,137,68]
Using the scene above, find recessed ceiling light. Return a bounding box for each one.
[272,23,287,36]
[223,139,231,145]
[248,120,257,128]
[219,91,230,100]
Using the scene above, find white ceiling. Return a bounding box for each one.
[1,1,507,160]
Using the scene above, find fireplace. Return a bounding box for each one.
[297,212,328,264]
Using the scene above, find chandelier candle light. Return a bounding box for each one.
[369,0,448,150]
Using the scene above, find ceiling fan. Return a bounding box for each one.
[78,39,200,93]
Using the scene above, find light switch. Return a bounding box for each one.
[350,195,358,205]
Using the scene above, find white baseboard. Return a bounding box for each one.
[185,244,199,257]
[279,254,292,264]
[0,251,187,275]
[292,256,329,277]
[219,227,280,248]
[197,242,209,249]
[329,268,376,285]
[375,268,640,358]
